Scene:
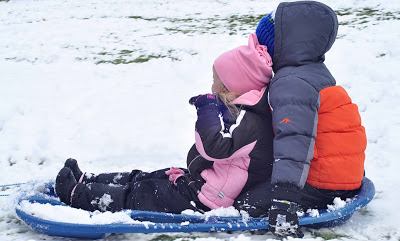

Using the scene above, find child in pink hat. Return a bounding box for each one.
[207,33,273,117]
[55,34,275,215]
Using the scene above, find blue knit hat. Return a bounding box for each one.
[255,11,275,58]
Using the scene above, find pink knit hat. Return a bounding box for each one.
[213,33,273,95]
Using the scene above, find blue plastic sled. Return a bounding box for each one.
[15,177,375,239]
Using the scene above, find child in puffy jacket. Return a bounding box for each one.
[252,1,367,238]
[55,33,275,214]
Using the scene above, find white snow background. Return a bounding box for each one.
[1,0,400,240]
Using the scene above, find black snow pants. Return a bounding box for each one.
[70,168,210,213]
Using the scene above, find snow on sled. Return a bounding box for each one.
[15,177,375,239]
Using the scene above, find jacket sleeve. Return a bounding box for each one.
[194,105,257,161]
[269,76,320,193]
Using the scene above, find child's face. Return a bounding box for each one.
[212,66,223,93]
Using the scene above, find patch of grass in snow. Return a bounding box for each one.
[313,231,350,240]
[92,47,200,64]
[95,54,175,64]
[8,157,16,166]
[149,234,198,241]
[128,16,159,21]
[129,14,263,36]
[38,158,46,165]
[94,49,183,64]
[127,9,400,36]
[227,14,264,27]
[359,207,372,216]
[336,7,400,29]
[4,57,39,63]
[1,186,9,192]
[225,14,264,35]
[381,232,399,240]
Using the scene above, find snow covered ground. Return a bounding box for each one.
[1,0,400,240]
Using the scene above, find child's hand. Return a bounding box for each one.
[189,94,218,109]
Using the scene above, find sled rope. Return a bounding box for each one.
[0,182,27,188]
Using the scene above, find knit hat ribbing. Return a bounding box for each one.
[255,12,275,58]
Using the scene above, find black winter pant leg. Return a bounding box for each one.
[83,168,180,185]
[70,169,205,213]
[83,172,132,185]
[126,177,206,213]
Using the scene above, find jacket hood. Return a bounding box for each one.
[230,86,270,116]
[273,1,338,72]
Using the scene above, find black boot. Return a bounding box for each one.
[56,167,77,205]
[64,158,83,182]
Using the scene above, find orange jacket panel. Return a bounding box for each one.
[307,86,367,190]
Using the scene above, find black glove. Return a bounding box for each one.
[268,199,304,238]
[189,94,218,109]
